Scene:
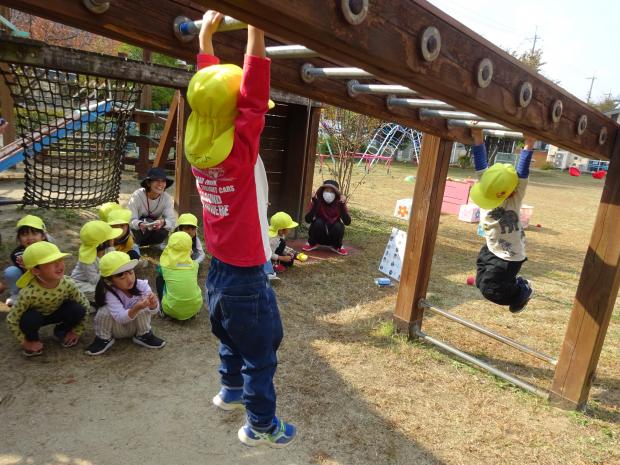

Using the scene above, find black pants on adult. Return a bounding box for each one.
[475,245,527,307]
[308,218,345,249]
[131,227,169,247]
[19,299,86,342]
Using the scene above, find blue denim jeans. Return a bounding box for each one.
[4,265,22,296]
[206,257,283,431]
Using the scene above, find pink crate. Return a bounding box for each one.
[442,180,472,214]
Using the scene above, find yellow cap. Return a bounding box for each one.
[470,163,519,210]
[160,231,193,269]
[268,212,299,238]
[99,251,139,278]
[107,208,132,226]
[177,213,198,228]
[79,220,123,264]
[98,202,121,221]
[16,215,46,231]
[16,242,70,288]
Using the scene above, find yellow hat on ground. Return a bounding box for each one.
[79,220,123,264]
[470,163,519,210]
[98,202,121,221]
[177,213,199,228]
[16,215,46,231]
[107,208,132,226]
[268,212,299,238]
[16,242,70,288]
[160,231,193,269]
[99,251,139,278]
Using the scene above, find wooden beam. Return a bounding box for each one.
[140,48,153,109]
[550,136,620,409]
[0,0,478,146]
[135,121,151,177]
[198,0,617,160]
[393,135,453,335]
[0,62,16,145]
[152,90,179,168]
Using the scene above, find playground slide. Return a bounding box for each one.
[0,100,112,172]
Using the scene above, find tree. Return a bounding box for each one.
[319,106,380,200]
[590,94,620,113]
[507,48,545,73]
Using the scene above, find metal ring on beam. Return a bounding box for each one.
[173,15,247,42]
[347,80,418,98]
[518,82,533,108]
[551,100,563,123]
[387,96,455,111]
[82,0,110,14]
[300,63,372,83]
[340,0,369,25]
[477,58,493,88]
[577,115,588,136]
[420,27,441,62]
[599,127,608,145]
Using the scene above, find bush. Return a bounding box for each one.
[540,162,555,170]
[457,155,472,169]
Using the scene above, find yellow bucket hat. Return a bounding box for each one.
[99,251,139,278]
[161,231,193,269]
[107,208,132,226]
[17,242,70,288]
[177,213,198,228]
[185,64,275,169]
[470,163,519,210]
[268,212,299,238]
[98,202,121,221]
[16,214,46,231]
[79,220,123,264]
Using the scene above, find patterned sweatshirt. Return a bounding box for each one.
[6,276,89,342]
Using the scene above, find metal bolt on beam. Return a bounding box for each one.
[82,0,110,14]
[340,0,369,25]
[551,100,563,123]
[347,80,418,98]
[599,127,608,145]
[421,27,441,62]
[477,58,493,88]
[577,115,588,136]
[300,63,373,83]
[518,82,533,108]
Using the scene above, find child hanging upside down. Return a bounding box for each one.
[469,128,535,314]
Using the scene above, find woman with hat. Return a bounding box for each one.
[127,167,177,248]
[302,180,351,256]
[6,242,89,357]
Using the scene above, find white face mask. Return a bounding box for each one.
[323,191,336,204]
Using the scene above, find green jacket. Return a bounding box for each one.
[160,261,203,320]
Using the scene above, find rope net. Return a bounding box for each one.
[0,64,142,208]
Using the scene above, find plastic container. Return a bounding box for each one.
[520,204,534,229]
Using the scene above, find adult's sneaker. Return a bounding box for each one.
[212,387,244,411]
[301,243,319,252]
[238,417,297,448]
[331,246,348,256]
[85,337,115,356]
[509,278,534,314]
[132,330,166,349]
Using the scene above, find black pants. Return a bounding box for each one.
[475,245,527,306]
[274,239,294,268]
[19,299,86,342]
[131,227,169,246]
[308,218,345,249]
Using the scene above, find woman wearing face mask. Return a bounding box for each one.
[302,180,351,255]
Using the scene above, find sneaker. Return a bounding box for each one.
[5,295,17,307]
[509,278,534,314]
[132,330,166,349]
[22,348,43,357]
[85,337,115,356]
[267,273,281,282]
[238,417,297,448]
[212,387,244,411]
[331,246,348,256]
[301,243,319,252]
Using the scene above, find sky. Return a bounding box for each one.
[428,0,619,104]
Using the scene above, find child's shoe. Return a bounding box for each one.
[267,273,280,282]
[331,246,348,256]
[238,417,297,448]
[301,242,319,252]
[509,278,533,314]
[22,347,43,357]
[212,386,244,411]
[85,337,115,356]
[5,295,17,307]
[132,330,166,349]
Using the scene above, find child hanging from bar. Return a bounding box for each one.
[184,10,296,447]
[469,127,534,314]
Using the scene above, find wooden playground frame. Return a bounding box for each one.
[1,0,619,410]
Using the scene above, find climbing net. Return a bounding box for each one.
[0,64,142,208]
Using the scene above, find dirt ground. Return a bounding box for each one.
[0,163,618,465]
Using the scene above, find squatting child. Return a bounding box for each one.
[268,212,299,273]
[175,213,206,264]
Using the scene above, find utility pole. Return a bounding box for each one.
[585,75,597,103]
[529,26,541,54]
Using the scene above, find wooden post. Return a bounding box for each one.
[140,49,152,109]
[135,122,151,177]
[153,91,179,168]
[174,91,197,215]
[393,135,453,336]
[299,105,321,219]
[550,139,620,409]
